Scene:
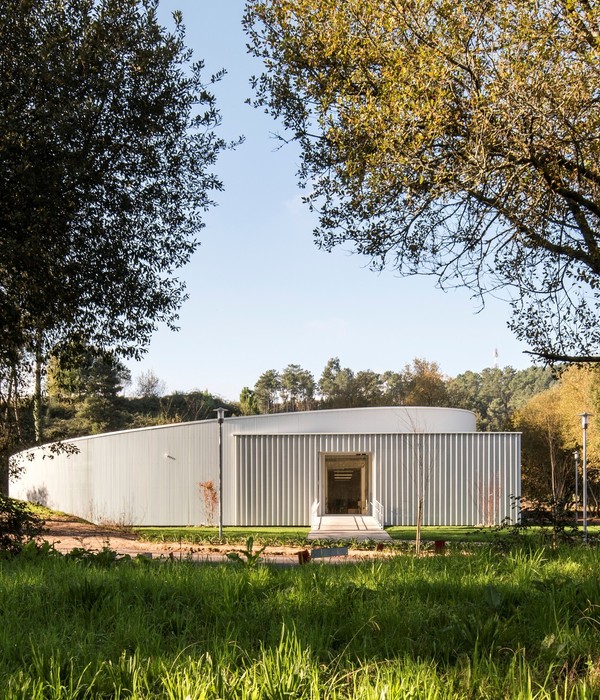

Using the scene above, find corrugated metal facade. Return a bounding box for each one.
[12,422,221,526]
[235,432,520,526]
[10,408,520,526]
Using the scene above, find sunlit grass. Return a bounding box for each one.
[387,525,492,541]
[3,545,600,697]
[133,523,600,548]
[134,525,310,546]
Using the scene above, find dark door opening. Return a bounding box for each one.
[324,454,368,514]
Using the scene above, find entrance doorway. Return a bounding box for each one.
[324,454,369,515]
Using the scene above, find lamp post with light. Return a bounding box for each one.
[214,408,227,541]
[579,413,592,543]
[574,449,580,528]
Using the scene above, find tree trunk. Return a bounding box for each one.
[33,331,43,444]
[1,365,20,495]
[0,450,9,496]
[415,496,423,557]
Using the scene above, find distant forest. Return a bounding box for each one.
[38,352,553,439]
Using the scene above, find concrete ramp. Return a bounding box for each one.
[308,515,392,542]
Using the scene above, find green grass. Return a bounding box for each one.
[3,545,600,697]
[133,523,600,549]
[387,525,493,541]
[389,524,600,541]
[134,526,310,546]
[133,524,491,549]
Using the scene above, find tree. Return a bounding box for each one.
[48,346,131,403]
[401,359,449,407]
[254,370,281,413]
[46,345,132,435]
[319,357,356,408]
[245,0,600,363]
[515,387,574,504]
[0,0,227,488]
[514,365,600,510]
[1,0,226,358]
[448,366,555,431]
[381,370,407,406]
[239,386,259,415]
[135,370,166,399]
[554,365,600,462]
[155,391,238,424]
[280,363,315,411]
[353,370,383,407]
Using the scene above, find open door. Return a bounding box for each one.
[324,454,369,515]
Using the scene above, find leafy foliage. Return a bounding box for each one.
[251,357,550,422]
[0,496,45,557]
[252,369,279,413]
[280,363,316,411]
[448,366,555,431]
[0,0,226,360]
[42,387,239,441]
[134,370,166,399]
[225,536,267,567]
[239,386,260,415]
[514,365,600,505]
[245,0,600,362]
[64,544,132,567]
[0,0,229,488]
[44,346,133,436]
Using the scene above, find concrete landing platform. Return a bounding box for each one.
[308,515,392,541]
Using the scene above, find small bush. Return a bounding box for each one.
[65,544,132,567]
[0,495,45,556]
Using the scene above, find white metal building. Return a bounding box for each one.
[10,406,521,527]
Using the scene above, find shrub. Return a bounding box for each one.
[0,495,45,556]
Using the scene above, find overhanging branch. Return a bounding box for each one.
[525,350,600,363]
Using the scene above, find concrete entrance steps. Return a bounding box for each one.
[308,515,392,542]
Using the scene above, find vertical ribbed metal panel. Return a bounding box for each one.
[82,421,222,526]
[11,422,222,526]
[235,434,321,526]
[11,419,520,527]
[377,432,521,526]
[235,432,520,527]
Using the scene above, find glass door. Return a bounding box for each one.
[324,454,369,514]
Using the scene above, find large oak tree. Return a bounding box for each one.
[0,0,227,488]
[244,0,600,363]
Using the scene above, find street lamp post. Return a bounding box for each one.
[214,408,227,541]
[574,449,580,529]
[579,413,592,543]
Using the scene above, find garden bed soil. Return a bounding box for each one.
[40,515,393,563]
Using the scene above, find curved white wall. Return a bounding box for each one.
[225,406,475,436]
[9,406,519,527]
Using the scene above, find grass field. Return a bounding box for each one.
[133,523,600,548]
[2,542,600,698]
[134,526,311,546]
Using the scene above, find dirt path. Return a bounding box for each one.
[40,515,392,565]
[41,516,177,557]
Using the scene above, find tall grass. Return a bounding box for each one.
[2,546,600,697]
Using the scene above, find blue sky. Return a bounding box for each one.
[127,0,532,401]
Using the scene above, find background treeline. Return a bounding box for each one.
[242,357,554,431]
[38,351,555,438]
[24,350,600,507]
[38,347,239,442]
